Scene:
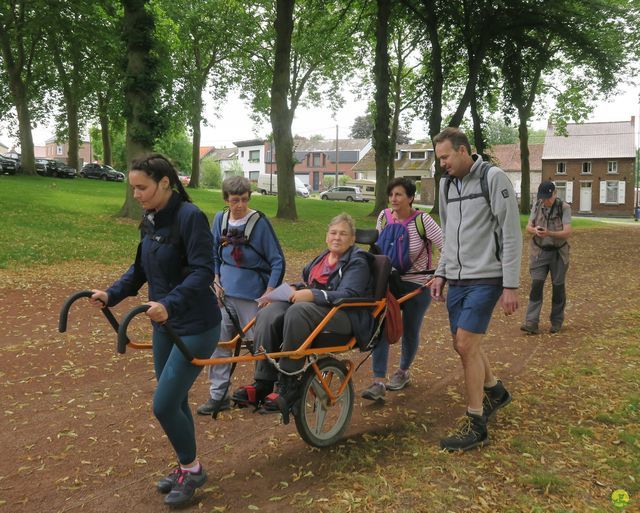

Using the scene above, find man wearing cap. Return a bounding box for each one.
[521,181,572,334]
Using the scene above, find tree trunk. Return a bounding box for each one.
[66,99,80,171]
[14,84,36,176]
[518,112,531,214]
[120,0,158,220]
[470,93,486,157]
[371,0,391,217]
[271,0,297,221]
[97,94,112,165]
[189,88,203,189]
[423,0,443,216]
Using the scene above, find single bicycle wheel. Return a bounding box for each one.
[294,357,354,448]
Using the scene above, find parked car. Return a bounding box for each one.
[41,159,77,178]
[35,159,48,175]
[320,186,366,202]
[80,163,125,182]
[0,154,17,175]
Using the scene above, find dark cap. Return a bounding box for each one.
[537,181,555,200]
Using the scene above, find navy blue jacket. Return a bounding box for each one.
[107,193,221,335]
[302,245,375,348]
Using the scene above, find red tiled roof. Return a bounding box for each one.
[199,146,215,159]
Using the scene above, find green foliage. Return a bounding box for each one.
[484,117,519,146]
[154,128,192,173]
[200,159,222,188]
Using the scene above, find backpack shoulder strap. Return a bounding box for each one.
[479,162,492,208]
[414,211,427,242]
[443,173,454,205]
[220,207,230,235]
[243,210,264,240]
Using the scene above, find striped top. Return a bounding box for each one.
[376,209,444,285]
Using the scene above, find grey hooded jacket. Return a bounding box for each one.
[435,155,522,289]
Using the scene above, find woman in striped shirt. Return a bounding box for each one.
[362,177,443,401]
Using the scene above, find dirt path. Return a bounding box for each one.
[1,226,638,513]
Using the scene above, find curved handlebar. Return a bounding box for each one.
[117,305,194,360]
[59,290,120,334]
[117,305,149,354]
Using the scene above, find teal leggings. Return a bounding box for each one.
[152,324,220,464]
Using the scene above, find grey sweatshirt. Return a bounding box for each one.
[435,156,522,288]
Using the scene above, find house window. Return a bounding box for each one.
[556,162,566,175]
[240,150,244,158]
[606,181,619,203]
[607,161,618,174]
[249,150,260,163]
[56,145,63,156]
[395,152,400,160]
[249,171,259,182]
[555,181,567,201]
[410,151,426,160]
[581,162,591,174]
[312,153,322,167]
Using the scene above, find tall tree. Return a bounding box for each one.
[160,0,247,188]
[45,0,103,171]
[242,0,362,219]
[0,0,48,175]
[270,0,297,219]
[371,0,391,215]
[120,0,164,218]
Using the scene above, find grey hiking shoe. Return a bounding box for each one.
[482,380,512,420]
[520,324,540,335]
[164,467,207,507]
[156,466,181,494]
[440,413,488,452]
[361,382,386,401]
[196,396,231,416]
[386,369,410,391]
[550,324,562,334]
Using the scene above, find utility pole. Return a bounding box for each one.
[335,124,339,187]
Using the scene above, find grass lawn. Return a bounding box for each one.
[0,174,605,269]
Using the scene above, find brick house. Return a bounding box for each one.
[542,119,636,216]
[487,143,543,207]
[44,137,92,168]
[351,143,434,202]
[266,138,371,191]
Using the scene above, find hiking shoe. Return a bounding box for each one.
[520,324,540,335]
[361,382,386,401]
[232,380,273,407]
[482,380,512,420]
[164,467,207,507]
[196,396,231,416]
[156,466,181,494]
[386,369,410,391]
[440,412,488,452]
[550,324,562,334]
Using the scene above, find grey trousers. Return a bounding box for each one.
[254,301,352,381]
[525,250,569,328]
[206,297,258,400]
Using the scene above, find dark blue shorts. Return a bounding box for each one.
[446,284,502,335]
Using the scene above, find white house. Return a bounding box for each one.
[233,139,265,182]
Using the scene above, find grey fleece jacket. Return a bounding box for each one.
[435,155,522,288]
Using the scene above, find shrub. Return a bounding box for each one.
[201,159,222,188]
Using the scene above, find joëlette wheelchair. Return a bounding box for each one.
[58,229,427,448]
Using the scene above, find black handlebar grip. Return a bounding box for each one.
[117,304,150,354]
[58,290,94,333]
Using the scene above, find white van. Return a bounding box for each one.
[257,173,309,198]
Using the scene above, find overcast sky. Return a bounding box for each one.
[2,84,638,150]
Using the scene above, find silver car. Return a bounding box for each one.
[320,186,367,202]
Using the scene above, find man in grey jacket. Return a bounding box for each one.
[430,127,522,452]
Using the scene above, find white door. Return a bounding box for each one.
[580,182,592,212]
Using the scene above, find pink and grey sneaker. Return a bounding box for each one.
[156,466,181,494]
[164,466,207,507]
